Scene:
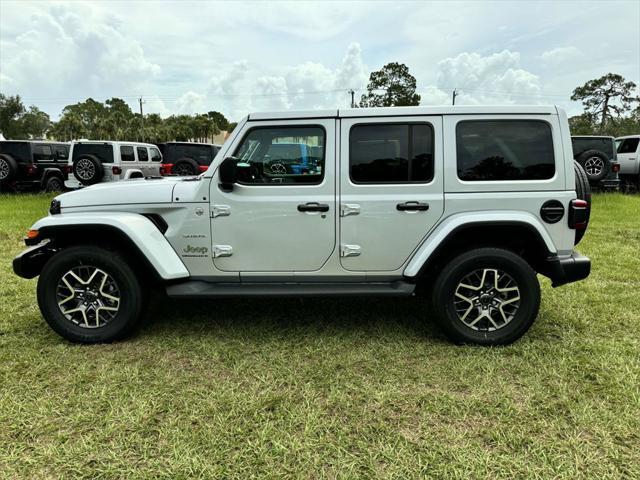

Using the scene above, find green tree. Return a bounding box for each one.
[19,106,51,138]
[568,113,597,135]
[359,62,421,107]
[0,94,26,138]
[571,73,638,130]
[207,111,229,131]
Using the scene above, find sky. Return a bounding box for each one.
[1,0,639,122]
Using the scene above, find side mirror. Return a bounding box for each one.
[218,156,238,192]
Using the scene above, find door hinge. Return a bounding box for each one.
[341,244,361,257]
[340,203,360,217]
[211,205,231,218]
[213,245,233,257]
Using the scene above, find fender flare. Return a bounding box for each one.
[403,211,556,278]
[30,212,189,280]
[124,169,144,180]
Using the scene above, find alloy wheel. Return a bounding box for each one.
[174,164,195,176]
[75,159,95,181]
[56,266,120,328]
[584,156,604,177]
[453,268,521,331]
[0,159,9,180]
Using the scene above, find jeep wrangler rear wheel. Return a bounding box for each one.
[44,176,64,192]
[431,248,540,345]
[37,246,145,343]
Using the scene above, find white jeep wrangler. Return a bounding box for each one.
[14,106,591,345]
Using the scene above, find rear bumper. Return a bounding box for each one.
[544,251,591,287]
[599,178,621,189]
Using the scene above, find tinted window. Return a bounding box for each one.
[120,146,135,162]
[0,142,31,162]
[53,145,69,160]
[457,121,555,181]
[150,147,161,162]
[72,144,114,163]
[233,126,325,185]
[137,147,148,161]
[617,138,639,154]
[350,124,433,183]
[168,144,213,165]
[33,144,53,162]
[572,137,615,158]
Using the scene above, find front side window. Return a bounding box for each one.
[457,120,555,181]
[150,147,162,162]
[617,137,640,154]
[349,124,434,183]
[137,147,149,161]
[120,146,135,162]
[233,126,325,184]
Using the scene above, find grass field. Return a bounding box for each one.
[1,193,639,479]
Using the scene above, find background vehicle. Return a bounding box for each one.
[571,136,620,189]
[615,135,640,188]
[65,140,162,188]
[14,105,591,347]
[0,140,69,192]
[159,142,221,176]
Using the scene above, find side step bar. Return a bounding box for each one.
[166,280,415,298]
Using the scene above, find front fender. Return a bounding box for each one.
[29,212,189,280]
[403,211,557,278]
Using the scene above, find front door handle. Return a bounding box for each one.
[397,201,429,212]
[298,202,329,213]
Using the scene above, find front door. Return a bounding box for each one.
[210,119,336,272]
[339,116,444,271]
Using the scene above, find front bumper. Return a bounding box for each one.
[12,240,55,279]
[544,252,591,287]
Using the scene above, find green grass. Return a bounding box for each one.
[1,193,639,479]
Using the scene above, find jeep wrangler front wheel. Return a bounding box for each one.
[37,246,145,343]
[431,248,540,345]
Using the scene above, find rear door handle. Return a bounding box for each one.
[297,202,329,212]
[396,201,429,212]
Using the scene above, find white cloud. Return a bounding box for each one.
[174,91,206,115]
[541,46,583,66]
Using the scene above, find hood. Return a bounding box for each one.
[57,178,182,209]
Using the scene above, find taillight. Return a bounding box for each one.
[112,166,122,175]
[63,165,72,174]
[612,163,620,173]
[569,199,589,229]
[198,165,208,173]
[25,164,38,176]
[161,164,173,175]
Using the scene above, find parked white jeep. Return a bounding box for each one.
[14,106,591,345]
[616,135,640,187]
[65,140,163,189]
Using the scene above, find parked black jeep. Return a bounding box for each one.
[0,141,69,192]
[158,142,221,176]
[571,136,620,190]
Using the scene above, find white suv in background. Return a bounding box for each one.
[616,135,640,187]
[65,140,163,188]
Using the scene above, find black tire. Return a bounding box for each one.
[44,175,64,192]
[573,160,591,245]
[172,157,199,176]
[431,248,541,346]
[0,154,18,184]
[37,246,145,343]
[73,154,104,185]
[576,150,609,182]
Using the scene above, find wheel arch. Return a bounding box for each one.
[405,215,557,282]
[27,214,189,281]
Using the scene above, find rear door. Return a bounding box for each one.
[616,137,640,175]
[339,116,444,271]
[136,146,150,177]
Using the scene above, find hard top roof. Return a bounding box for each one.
[247,105,559,121]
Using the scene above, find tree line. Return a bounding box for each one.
[0,66,638,142]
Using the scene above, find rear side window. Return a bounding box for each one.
[349,123,434,183]
[150,147,161,162]
[457,120,555,181]
[617,138,639,154]
[33,144,53,161]
[72,144,114,163]
[137,147,148,161]
[53,145,69,160]
[120,146,135,162]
